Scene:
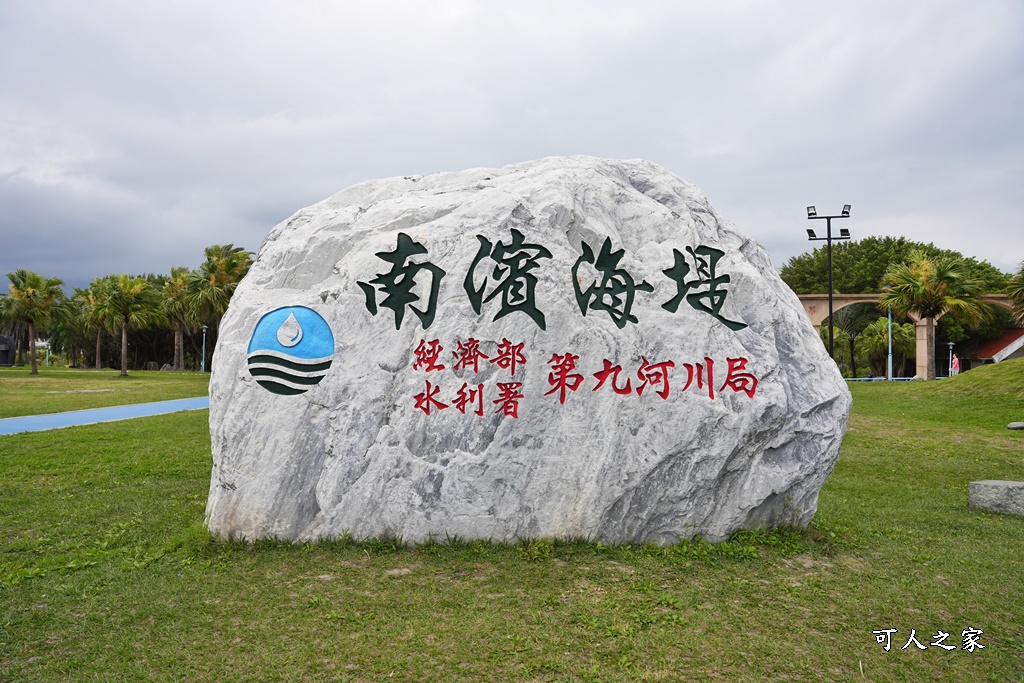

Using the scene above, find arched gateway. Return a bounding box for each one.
[796,293,1014,379]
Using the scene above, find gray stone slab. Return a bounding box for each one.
[1007,422,1024,430]
[969,480,1024,517]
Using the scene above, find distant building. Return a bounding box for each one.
[0,334,14,366]
[969,328,1024,369]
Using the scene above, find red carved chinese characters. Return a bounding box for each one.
[593,359,633,395]
[454,382,485,415]
[408,335,757,418]
[719,357,758,398]
[493,382,524,417]
[413,339,446,372]
[681,357,715,400]
[452,338,489,373]
[636,357,675,399]
[545,353,584,404]
[490,338,527,376]
[414,380,448,415]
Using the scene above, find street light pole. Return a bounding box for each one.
[201,325,208,373]
[887,304,893,381]
[806,204,852,361]
[882,284,894,381]
[947,341,954,377]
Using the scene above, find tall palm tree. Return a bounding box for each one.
[78,276,113,369]
[1008,261,1024,324]
[187,244,252,333]
[0,269,66,375]
[94,274,164,376]
[163,266,196,371]
[44,296,87,367]
[188,244,252,372]
[880,250,989,379]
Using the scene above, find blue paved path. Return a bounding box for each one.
[0,397,210,436]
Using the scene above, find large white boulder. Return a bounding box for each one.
[206,156,851,544]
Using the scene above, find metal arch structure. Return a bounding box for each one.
[796,293,1015,379]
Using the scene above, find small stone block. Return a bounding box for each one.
[1007,422,1024,430]
[969,480,1024,517]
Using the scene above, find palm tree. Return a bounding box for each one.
[0,269,66,375]
[94,274,164,376]
[819,324,853,375]
[821,304,878,377]
[880,250,989,379]
[1008,261,1024,324]
[188,244,252,371]
[857,317,916,378]
[163,266,196,371]
[44,296,88,367]
[78,276,113,369]
[187,244,252,331]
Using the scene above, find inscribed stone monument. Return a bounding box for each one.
[206,156,851,544]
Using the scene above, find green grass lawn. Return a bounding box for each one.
[0,366,209,418]
[1,361,1022,681]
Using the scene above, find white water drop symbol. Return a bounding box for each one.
[276,313,303,347]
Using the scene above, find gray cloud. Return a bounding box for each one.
[2,0,1021,291]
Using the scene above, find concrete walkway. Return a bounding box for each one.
[0,397,210,436]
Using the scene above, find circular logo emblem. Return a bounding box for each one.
[247,306,334,395]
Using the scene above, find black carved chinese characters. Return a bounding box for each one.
[464,228,552,330]
[357,233,446,330]
[572,237,653,329]
[662,245,747,331]
[358,229,748,332]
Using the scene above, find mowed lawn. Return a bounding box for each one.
[0,367,210,418]
[1,362,1022,682]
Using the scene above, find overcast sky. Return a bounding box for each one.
[2,0,1022,291]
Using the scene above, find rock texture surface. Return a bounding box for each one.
[969,480,1024,517]
[206,156,851,544]
[1007,422,1024,430]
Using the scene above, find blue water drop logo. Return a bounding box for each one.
[246,306,334,395]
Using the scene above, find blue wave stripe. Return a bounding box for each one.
[255,380,307,396]
[249,367,326,385]
[247,354,333,372]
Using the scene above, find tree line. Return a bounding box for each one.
[781,237,1024,379]
[0,244,252,375]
